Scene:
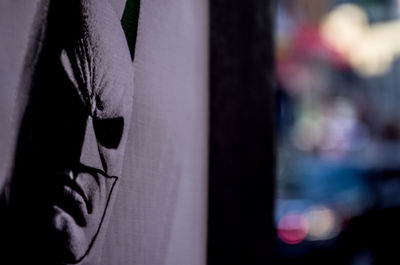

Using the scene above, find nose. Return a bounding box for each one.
[79,117,104,171]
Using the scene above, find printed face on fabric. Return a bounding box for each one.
[8,0,134,263]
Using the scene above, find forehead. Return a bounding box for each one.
[61,46,134,120]
[84,22,134,119]
[91,60,134,119]
[61,0,134,120]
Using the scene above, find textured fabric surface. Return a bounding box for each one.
[0,0,208,264]
[101,0,208,264]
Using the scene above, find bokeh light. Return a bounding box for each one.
[305,205,339,241]
[277,212,308,245]
[275,0,400,262]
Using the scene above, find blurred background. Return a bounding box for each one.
[275,0,400,264]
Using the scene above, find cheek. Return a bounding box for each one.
[93,109,132,177]
[97,145,126,177]
[79,118,103,171]
[81,114,130,177]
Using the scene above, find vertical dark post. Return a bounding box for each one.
[207,0,275,264]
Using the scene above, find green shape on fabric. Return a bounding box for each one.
[121,0,140,61]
